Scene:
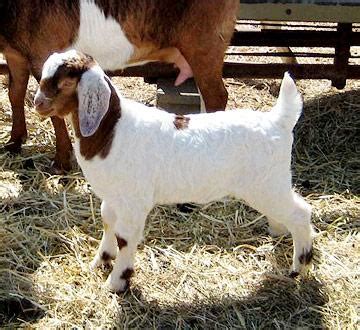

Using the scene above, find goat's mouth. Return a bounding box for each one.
[35,105,55,117]
[34,91,55,117]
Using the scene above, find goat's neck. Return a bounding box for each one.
[71,82,121,160]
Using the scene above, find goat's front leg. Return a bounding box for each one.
[3,49,30,153]
[91,200,118,269]
[105,206,147,293]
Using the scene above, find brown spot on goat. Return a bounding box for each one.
[116,236,128,250]
[101,251,113,262]
[117,268,134,293]
[174,115,190,130]
[121,268,134,282]
[299,246,313,265]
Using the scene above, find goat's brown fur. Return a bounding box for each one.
[174,115,190,130]
[1,0,238,171]
[116,236,128,250]
[77,77,121,160]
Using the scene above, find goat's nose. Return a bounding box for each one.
[34,90,46,107]
[34,97,43,107]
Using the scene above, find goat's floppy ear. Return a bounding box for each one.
[77,68,111,137]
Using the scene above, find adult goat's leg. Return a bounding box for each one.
[4,50,29,153]
[31,63,73,173]
[176,1,237,112]
[50,116,72,173]
[179,45,228,112]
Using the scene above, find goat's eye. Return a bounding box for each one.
[58,78,76,90]
[47,83,59,97]
[48,88,59,98]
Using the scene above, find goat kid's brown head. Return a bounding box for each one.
[34,50,111,137]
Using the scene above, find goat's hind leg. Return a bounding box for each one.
[268,217,289,237]
[245,190,313,275]
[286,193,314,277]
[176,1,237,112]
[91,200,118,269]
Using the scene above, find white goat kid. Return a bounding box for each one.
[34,50,313,293]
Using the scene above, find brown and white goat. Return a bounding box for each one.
[34,50,313,293]
[0,0,238,172]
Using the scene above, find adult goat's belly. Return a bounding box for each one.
[71,0,135,71]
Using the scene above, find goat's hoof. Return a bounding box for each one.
[176,203,197,213]
[289,271,300,278]
[105,276,130,294]
[291,245,314,276]
[23,158,35,170]
[90,252,115,270]
[50,151,73,174]
[298,245,314,266]
[3,140,22,154]
[106,268,134,293]
[48,160,71,175]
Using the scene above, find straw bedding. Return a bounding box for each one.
[0,48,359,328]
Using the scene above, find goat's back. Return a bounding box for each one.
[75,99,293,205]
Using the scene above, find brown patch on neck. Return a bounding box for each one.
[73,76,121,160]
[174,115,190,130]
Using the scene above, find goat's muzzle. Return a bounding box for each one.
[34,90,53,116]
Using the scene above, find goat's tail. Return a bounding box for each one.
[271,72,303,131]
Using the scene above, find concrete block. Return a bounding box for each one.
[156,78,201,115]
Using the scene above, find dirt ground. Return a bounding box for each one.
[0,41,359,327]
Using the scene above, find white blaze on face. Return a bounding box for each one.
[34,89,46,106]
[72,0,135,71]
[41,49,79,79]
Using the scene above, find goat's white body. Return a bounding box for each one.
[75,102,291,210]
[71,74,313,292]
[69,71,313,292]
[37,49,313,292]
[72,0,135,70]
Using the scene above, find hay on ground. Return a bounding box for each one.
[0,45,359,328]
